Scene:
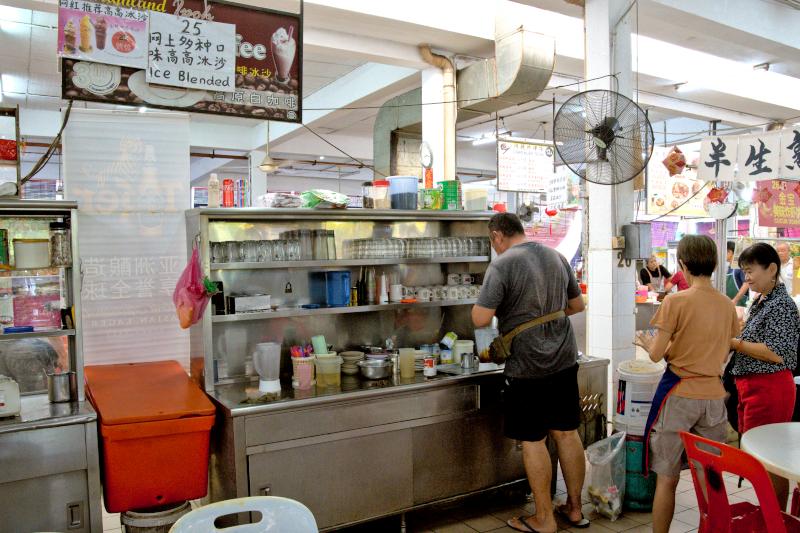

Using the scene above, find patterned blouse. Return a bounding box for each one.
[731,283,799,376]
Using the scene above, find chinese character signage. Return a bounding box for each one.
[62,0,302,122]
[646,146,707,216]
[736,132,781,181]
[782,129,800,179]
[147,12,235,91]
[755,180,800,228]
[497,137,554,192]
[58,0,149,69]
[698,135,738,181]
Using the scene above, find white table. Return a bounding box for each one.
[741,422,800,482]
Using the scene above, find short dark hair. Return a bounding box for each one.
[738,243,781,281]
[727,241,736,254]
[677,235,717,277]
[488,213,524,237]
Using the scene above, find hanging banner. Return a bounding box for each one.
[497,137,554,192]
[782,128,800,179]
[62,1,302,122]
[58,0,149,69]
[147,11,235,91]
[646,146,707,216]
[698,135,738,182]
[736,132,782,182]
[755,179,800,228]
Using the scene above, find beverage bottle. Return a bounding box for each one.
[207,173,220,208]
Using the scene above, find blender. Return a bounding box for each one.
[253,342,282,393]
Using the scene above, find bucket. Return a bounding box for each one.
[622,435,656,511]
[613,418,646,438]
[387,176,418,210]
[615,359,664,429]
[120,501,191,533]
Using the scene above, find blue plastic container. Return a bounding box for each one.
[623,435,656,511]
[309,271,351,307]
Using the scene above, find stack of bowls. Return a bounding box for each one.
[340,351,365,375]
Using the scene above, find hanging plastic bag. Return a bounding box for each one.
[586,431,627,521]
[662,146,686,176]
[173,245,217,329]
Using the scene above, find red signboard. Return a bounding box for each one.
[755,180,800,228]
[61,0,302,122]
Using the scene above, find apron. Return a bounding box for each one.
[642,366,705,474]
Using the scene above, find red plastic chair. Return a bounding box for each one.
[679,432,800,533]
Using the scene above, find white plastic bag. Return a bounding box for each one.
[586,431,627,521]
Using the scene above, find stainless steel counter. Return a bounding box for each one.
[0,394,101,532]
[0,394,96,435]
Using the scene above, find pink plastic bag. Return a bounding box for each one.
[173,245,211,329]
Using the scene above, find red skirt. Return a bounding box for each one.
[735,370,796,434]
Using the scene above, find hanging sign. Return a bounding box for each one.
[755,179,800,228]
[546,166,569,208]
[697,135,738,182]
[736,132,781,182]
[497,137,554,192]
[58,0,149,69]
[62,1,302,122]
[147,11,235,91]
[782,128,800,179]
[646,146,707,216]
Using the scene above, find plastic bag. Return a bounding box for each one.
[301,189,349,209]
[586,431,627,521]
[172,245,213,329]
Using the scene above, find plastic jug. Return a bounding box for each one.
[253,342,281,393]
[310,271,351,307]
[388,176,419,210]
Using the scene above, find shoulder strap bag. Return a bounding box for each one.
[489,310,566,364]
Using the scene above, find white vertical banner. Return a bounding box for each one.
[782,128,800,179]
[736,132,781,181]
[698,135,738,182]
[63,109,190,367]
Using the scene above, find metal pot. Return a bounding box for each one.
[357,359,393,380]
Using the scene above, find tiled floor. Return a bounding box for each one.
[101,467,758,532]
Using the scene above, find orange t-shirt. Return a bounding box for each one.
[650,285,740,399]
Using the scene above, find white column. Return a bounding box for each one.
[250,150,267,200]
[584,0,637,388]
[421,66,445,184]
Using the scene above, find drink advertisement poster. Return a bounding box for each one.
[61,0,302,122]
[58,0,149,69]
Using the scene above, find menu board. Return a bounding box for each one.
[58,0,149,69]
[61,0,302,122]
[147,12,235,91]
[497,137,554,192]
[646,146,707,217]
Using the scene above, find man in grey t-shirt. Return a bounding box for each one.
[472,213,588,533]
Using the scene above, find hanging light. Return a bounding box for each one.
[259,121,279,173]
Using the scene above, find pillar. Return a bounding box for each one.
[583,0,637,392]
[421,66,445,185]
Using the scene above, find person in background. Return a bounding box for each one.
[726,241,749,307]
[472,213,588,533]
[777,242,794,295]
[635,235,739,533]
[663,268,690,293]
[640,255,671,291]
[730,242,798,508]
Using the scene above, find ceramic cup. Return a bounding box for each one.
[416,287,432,302]
[460,274,474,285]
[446,286,460,300]
[447,273,461,286]
[390,284,404,302]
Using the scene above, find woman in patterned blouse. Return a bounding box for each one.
[730,242,799,508]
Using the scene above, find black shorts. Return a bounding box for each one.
[503,363,581,442]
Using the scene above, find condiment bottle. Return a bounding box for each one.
[207,173,220,208]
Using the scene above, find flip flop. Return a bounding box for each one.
[555,505,591,529]
[506,516,548,533]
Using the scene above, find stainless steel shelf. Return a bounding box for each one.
[189,207,495,222]
[212,299,478,322]
[0,329,76,340]
[211,257,490,270]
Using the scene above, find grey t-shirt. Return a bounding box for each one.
[477,242,581,378]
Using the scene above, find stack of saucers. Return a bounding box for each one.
[340,351,365,375]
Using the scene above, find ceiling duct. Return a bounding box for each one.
[373,17,555,177]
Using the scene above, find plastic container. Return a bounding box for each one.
[84,361,215,513]
[399,348,416,379]
[310,271,351,307]
[292,356,316,390]
[441,181,460,210]
[0,374,20,417]
[635,286,648,304]
[475,327,498,363]
[314,355,342,387]
[49,222,72,267]
[13,239,49,269]
[615,359,665,430]
[465,189,488,211]
[453,340,474,365]
[388,176,418,210]
[372,180,391,209]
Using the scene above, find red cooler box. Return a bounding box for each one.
[85,361,216,513]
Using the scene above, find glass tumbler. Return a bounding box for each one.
[225,241,241,263]
[258,240,272,262]
[211,242,226,263]
[287,239,301,261]
[272,240,286,261]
